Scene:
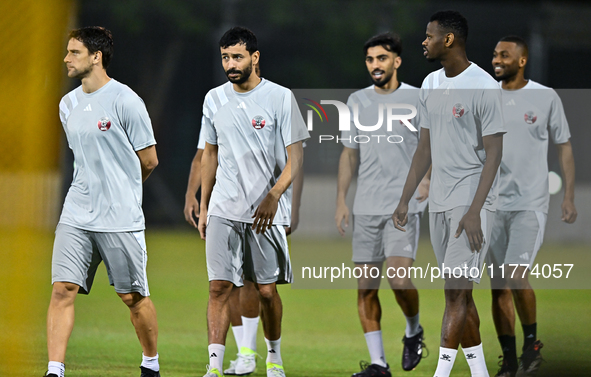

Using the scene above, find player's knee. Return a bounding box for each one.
[256,284,277,303]
[388,276,410,291]
[444,287,467,304]
[118,292,145,307]
[209,280,234,300]
[51,282,79,303]
[358,288,378,302]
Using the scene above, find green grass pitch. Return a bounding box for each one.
[17,231,591,376]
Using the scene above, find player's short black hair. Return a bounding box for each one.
[499,35,529,58]
[219,26,258,54]
[363,32,402,56]
[429,10,468,43]
[69,26,114,69]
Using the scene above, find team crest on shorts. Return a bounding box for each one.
[452,103,464,118]
[97,116,111,131]
[524,111,537,124]
[252,115,266,129]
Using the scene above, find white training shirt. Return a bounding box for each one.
[497,80,571,213]
[420,63,506,213]
[202,78,310,226]
[341,83,427,215]
[58,79,156,232]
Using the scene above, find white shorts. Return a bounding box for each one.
[487,210,547,269]
[52,223,149,296]
[352,213,421,264]
[429,206,494,283]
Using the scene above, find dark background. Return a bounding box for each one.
[65,0,591,226]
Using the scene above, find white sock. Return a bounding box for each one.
[231,325,244,350]
[208,344,225,371]
[433,347,457,377]
[463,343,489,377]
[405,313,421,337]
[265,337,282,365]
[241,316,259,352]
[364,330,387,368]
[141,353,159,372]
[47,361,65,377]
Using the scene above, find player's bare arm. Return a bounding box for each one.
[136,145,159,182]
[198,142,218,239]
[393,128,431,231]
[285,166,304,236]
[252,141,303,234]
[335,146,358,236]
[416,165,432,203]
[556,140,577,223]
[454,132,503,251]
[184,148,204,228]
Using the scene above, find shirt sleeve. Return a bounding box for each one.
[202,93,218,146]
[477,88,506,137]
[279,90,310,147]
[197,116,206,150]
[117,94,156,151]
[341,95,359,149]
[58,98,72,149]
[548,90,571,144]
[417,88,430,131]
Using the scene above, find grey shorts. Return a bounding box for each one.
[205,215,292,286]
[52,223,150,296]
[352,214,421,264]
[429,206,494,283]
[487,210,547,269]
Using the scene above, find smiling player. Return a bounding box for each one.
[335,32,429,376]
[489,35,577,377]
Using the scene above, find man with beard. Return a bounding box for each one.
[198,27,308,377]
[184,63,305,377]
[46,27,161,377]
[335,32,429,377]
[489,36,576,377]
[393,11,505,377]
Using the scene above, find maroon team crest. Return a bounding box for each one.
[524,111,537,124]
[252,115,266,129]
[452,103,465,118]
[97,116,111,131]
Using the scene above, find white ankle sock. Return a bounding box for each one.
[241,316,259,351]
[364,330,387,368]
[264,337,282,365]
[141,353,159,372]
[208,344,225,371]
[47,361,64,377]
[231,325,244,350]
[463,343,489,377]
[405,313,421,337]
[433,347,457,377]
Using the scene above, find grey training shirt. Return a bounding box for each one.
[58,79,156,232]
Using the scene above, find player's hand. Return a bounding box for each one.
[335,202,350,236]
[416,178,430,203]
[184,195,200,228]
[455,209,483,252]
[252,192,279,234]
[198,208,208,240]
[392,202,408,232]
[285,209,300,236]
[561,199,577,224]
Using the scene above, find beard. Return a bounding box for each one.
[68,64,93,80]
[225,64,253,85]
[495,65,519,81]
[370,70,394,88]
